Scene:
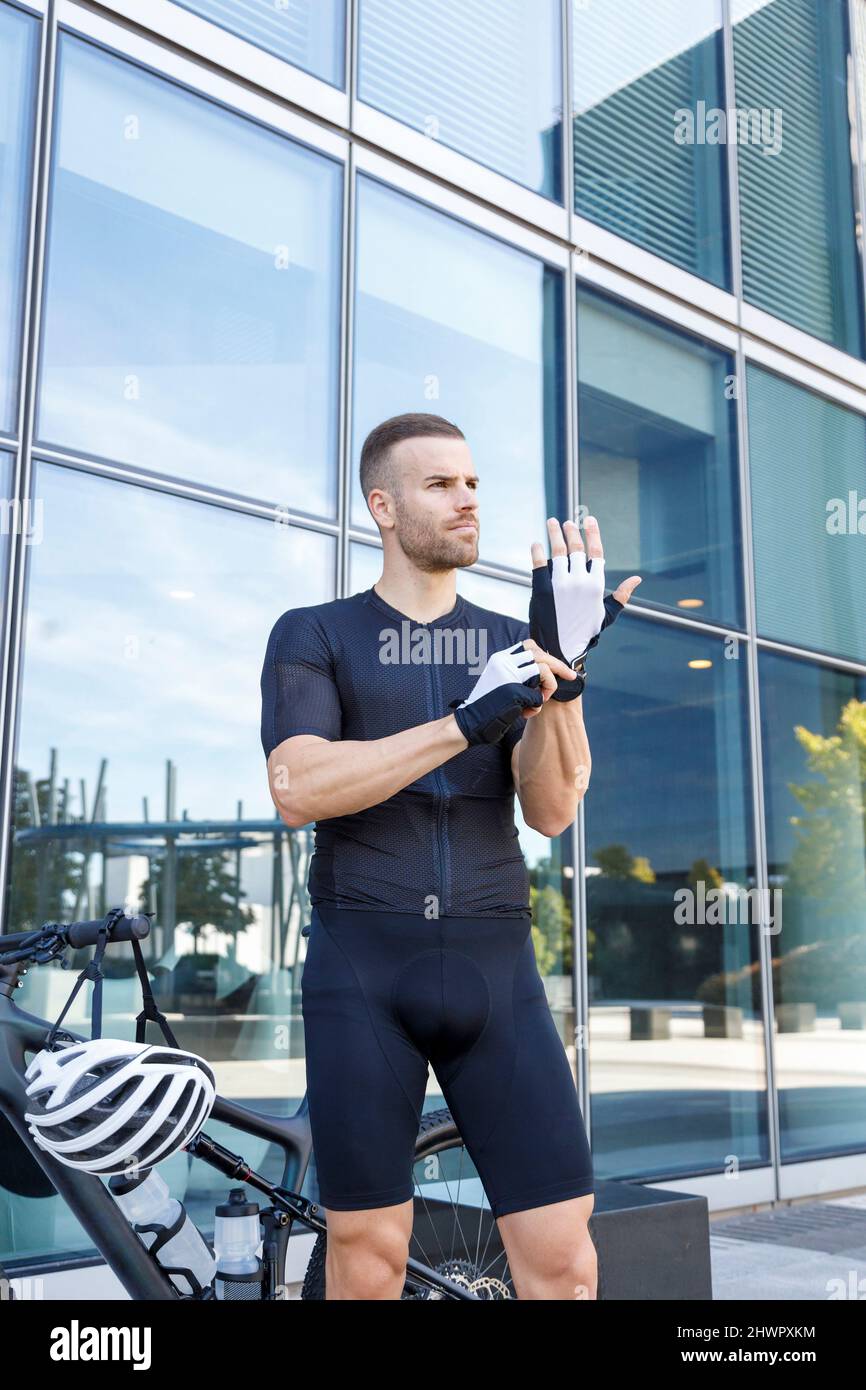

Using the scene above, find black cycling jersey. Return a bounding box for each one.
[260,586,533,918]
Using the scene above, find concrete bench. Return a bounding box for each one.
[775,1002,816,1032]
[703,1004,744,1038]
[630,1006,672,1040]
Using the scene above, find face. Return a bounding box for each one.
[371,435,480,572]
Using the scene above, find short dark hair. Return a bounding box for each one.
[359,413,465,516]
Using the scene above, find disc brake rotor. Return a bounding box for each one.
[411,1257,512,1300]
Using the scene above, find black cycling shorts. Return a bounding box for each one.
[301,903,594,1218]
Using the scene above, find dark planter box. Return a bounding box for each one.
[591,1178,712,1299]
[412,1178,712,1300]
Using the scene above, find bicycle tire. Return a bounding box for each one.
[299,1107,514,1300]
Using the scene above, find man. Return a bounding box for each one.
[260,412,641,1299]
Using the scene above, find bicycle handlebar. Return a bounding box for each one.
[65,915,152,949]
[0,911,152,957]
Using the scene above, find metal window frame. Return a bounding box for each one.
[56,0,349,157]
[850,0,866,340]
[3,0,46,15]
[73,0,350,123]
[0,0,58,907]
[337,0,359,603]
[351,142,570,268]
[0,0,863,1225]
[351,0,569,226]
[41,0,866,388]
[734,335,781,1206]
[351,102,569,242]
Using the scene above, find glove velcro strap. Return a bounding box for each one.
[551,678,585,701]
[552,659,587,701]
[450,685,540,745]
[451,701,512,746]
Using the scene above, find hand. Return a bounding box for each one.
[529,516,641,699]
[512,636,578,717]
[449,641,544,746]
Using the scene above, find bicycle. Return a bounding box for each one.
[0,909,516,1300]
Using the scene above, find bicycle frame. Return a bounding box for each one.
[0,959,478,1300]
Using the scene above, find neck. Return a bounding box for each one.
[373,564,458,625]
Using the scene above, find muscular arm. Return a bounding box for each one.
[262,606,575,834]
[268,716,469,828]
[511,693,591,838]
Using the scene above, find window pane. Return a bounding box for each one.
[733,0,864,357]
[38,37,342,513]
[358,0,562,200]
[577,289,744,628]
[455,567,527,620]
[747,365,866,662]
[172,0,346,87]
[350,540,534,621]
[0,5,39,433]
[348,540,381,594]
[759,651,866,1161]
[572,0,731,288]
[585,620,762,1181]
[0,464,334,1263]
[352,176,566,571]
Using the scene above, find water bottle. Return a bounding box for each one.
[108,1168,218,1297]
[213,1188,263,1300]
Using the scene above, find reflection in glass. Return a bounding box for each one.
[172,0,346,88]
[38,37,342,511]
[747,366,866,663]
[358,0,562,200]
[585,619,762,1180]
[1,464,334,1260]
[572,0,731,288]
[0,6,39,433]
[577,289,743,627]
[0,453,12,663]
[455,567,529,622]
[733,0,864,357]
[348,540,381,596]
[760,651,866,1160]
[352,177,566,571]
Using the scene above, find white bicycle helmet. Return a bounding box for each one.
[23,1036,216,1175]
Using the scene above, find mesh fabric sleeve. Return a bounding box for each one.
[260,608,342,759]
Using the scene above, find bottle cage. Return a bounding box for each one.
[134,1203,216,1299]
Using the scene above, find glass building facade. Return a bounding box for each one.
[1,0,865,1273]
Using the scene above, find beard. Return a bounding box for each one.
[392,499,478,572]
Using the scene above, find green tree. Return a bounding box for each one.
[530,882,573,976]
[687,857,723,892]
[139,842,256,959]
[786,698,866,927]
[594,843,634,879]
[6,768,84,929]
[594,843,657,883]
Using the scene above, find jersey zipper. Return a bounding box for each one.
[425,654,451,916]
